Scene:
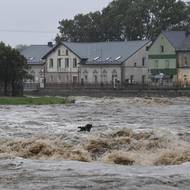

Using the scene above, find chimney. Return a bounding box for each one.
[185,25,190,37]
[185,31,190,37]
[47,41,53,47]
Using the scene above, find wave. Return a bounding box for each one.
[0,128,190,166]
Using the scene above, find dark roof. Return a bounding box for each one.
[20,45,53,65]
[162,31,186,49]
[64,41,150,64]
[42,40,150,65]
[177,34,190,51]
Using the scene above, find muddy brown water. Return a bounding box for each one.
[0,97,190,189]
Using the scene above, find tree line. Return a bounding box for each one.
[56,0,190,43]
[0,42,29,96]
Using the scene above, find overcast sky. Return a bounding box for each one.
[0,0,112,47]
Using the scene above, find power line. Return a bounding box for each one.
[0,29,57,34]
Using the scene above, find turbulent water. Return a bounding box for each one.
[0,97,190,189]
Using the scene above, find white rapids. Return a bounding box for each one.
[0,96,190,190]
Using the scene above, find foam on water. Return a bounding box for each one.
[0,97,190,189]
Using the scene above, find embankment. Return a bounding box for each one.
[25,88,190,97]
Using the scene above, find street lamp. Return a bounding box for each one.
[39,68,45,88]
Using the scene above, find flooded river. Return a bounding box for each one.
[0,97,190,189]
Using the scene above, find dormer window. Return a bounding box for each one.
[115,56,121,61]
[28,57,34,61]
[93,57,100,61]
[106,57,111,61]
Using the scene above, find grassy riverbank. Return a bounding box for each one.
[0,97,74,105]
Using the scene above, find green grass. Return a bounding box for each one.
[0,97,74,105]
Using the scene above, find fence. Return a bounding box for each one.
[23,83,40,91]
[44,82,190,90]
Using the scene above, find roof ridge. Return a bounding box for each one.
[29,44,48,46]
[64,40,149,44]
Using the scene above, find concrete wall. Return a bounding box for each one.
[26,88,190,98]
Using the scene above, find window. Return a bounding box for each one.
[184,56,188,66]
[93,70,98,83]
[115,56,122,61]
[130,75,134,83]
[50,75,53,82]
[184,75,187,81]
[94,75,98,83]
[49,58,53,68]
[112,70,117,83]
[155,60,159,68]
[93,57,100,61]
[30,70,35,82]
[165,60,169,68]
[73,58,77,68]
[58,75,62,82]
[134,62,137,67]
[58,49,61,56]
[160,45,164,53]
[142,75,146,84]
[57,58,62,69]
[83,70,88,82]
[66,49,69,56]
[103,70,107,83]
[73,76,78,84]
[142,57,146,66]
[112,70,117,77]
[65,58,69,68]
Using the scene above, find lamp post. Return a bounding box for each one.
[39,68,45,88]
[77,65,80,85]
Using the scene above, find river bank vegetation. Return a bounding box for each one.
[0,96,74,105]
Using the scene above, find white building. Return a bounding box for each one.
[42,43,80,84]
[20,44,53,88]
[43,40,150,86]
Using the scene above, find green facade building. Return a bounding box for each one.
[148,31,186,83]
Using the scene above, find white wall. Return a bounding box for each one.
[44,42,150,85]
[123,43,150,84]
[27,64,43,83]
[45,44,80,83]
[80,65,121,85]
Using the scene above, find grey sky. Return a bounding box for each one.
[0,0,112,47]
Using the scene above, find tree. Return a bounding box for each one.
[56,11,104,42]
[15,44,29,52]
[148,0,189,39]
[0,42,29,96]
[56,0,190,42]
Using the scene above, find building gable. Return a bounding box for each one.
[45,44,81,73]
[148,33,178,78]
[149,33,176,58]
